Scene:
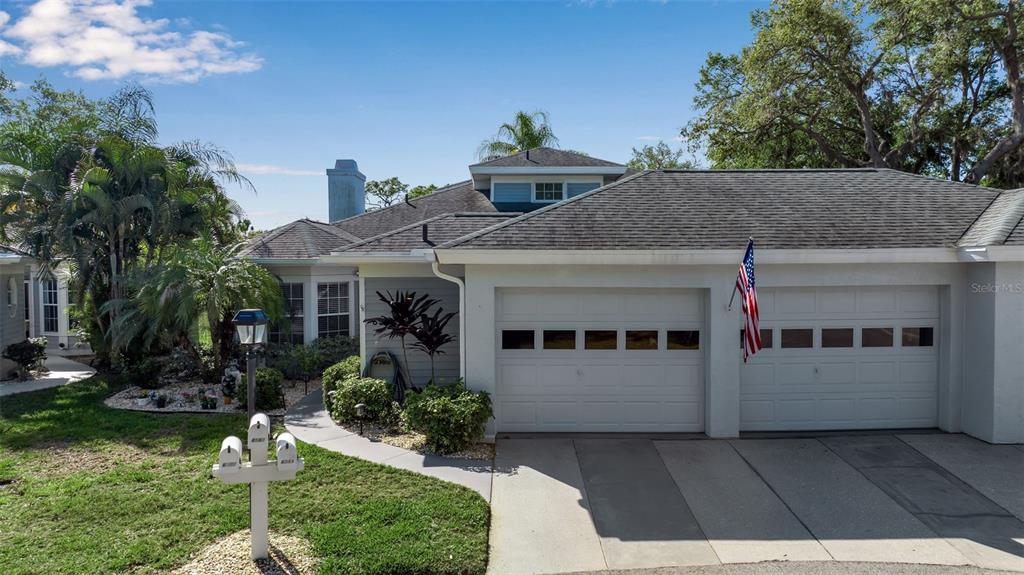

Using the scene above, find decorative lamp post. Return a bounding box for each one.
[233,309,268,420]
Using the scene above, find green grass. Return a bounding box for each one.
[0,377,489,575]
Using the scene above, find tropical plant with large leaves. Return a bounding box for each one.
[477,110,560,161]
[410,306,457,386]
[364,290,438,386]
[107,239,283,372]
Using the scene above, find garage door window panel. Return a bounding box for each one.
[862,327,894,347]
[741,328,773,349]
[780,328,813,348]
[502,330,535,350]
[543,330,576,350]
[667,330,700,350]
[625,330,659,350]
[821,328,854,348]
[902,327,934,347]
[584,330,618,350]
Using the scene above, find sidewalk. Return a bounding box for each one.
[0,355,97,397]
[284,389,493,500]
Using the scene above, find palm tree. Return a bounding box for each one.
[477,110,559,161]
[1,84,252,364]
[108,239,283,371]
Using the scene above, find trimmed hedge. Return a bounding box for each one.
[322,356,362,407]
[236,367,285,410]
[330,376,393,424]
[404,380,492,454]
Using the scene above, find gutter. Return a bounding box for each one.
[427,251,466,381]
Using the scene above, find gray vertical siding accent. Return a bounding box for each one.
[492,182,532,203]
[567,182,600,197]
[363,277,460,387]
[0,270,25,377]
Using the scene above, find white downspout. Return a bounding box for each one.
[429,257,466,380]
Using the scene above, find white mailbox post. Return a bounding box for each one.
[212,413,305,560]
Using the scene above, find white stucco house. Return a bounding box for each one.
[245,149,1022,444]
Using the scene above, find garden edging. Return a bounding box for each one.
[284,389,493,501]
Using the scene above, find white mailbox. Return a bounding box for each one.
[275,432,298,471]
[247,413,270,449]
[214,436,243,476]
[211,412,304,561]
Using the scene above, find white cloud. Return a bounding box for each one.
[236,163,322,177]
[1,0,262,83]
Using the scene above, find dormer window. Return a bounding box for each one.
[534,182,564,202]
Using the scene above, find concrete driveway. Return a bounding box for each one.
[488,434,1024,575]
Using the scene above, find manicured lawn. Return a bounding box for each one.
[0,377,490,575]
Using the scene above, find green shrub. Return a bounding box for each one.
[322,355,362,407]
[2,338,47,378]
[312,336,359,370]
[330,376,392,424]
[236,367,285,410]
[404,380,492,454]
[129,356,165,389]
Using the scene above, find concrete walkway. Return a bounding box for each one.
[489,434,1024,575]
[0,355,96,397]
[283,389,493,500]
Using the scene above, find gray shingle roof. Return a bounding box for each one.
[1006,217,1024,245]
[332,181,496,239]
[337,213,520,254]
[240,219,361,260]
[471,147,623,168]
[958,189,1024,246]
[442,169,1004,250]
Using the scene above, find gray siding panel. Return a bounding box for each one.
[363,277,460,387]
[492,183,532,204]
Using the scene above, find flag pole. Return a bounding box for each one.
[728,237,754,311]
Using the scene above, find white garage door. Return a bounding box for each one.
[495,288,705,432]
[740,286,940,431]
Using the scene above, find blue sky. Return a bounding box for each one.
[1,0,765,229]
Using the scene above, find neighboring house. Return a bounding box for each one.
[0,246,31,378]
[247,149,1024,444]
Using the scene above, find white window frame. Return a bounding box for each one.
[270,282,305,345]
[316,281,352,339]
[533,182,565,203]
[41,278,59,335]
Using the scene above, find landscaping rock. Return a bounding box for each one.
[169,529,318,575]
[104,378,321,415]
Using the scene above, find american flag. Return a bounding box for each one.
[737,238,762,362]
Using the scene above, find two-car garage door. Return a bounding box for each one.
[494,286,940,433]
[495,288,705,432]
